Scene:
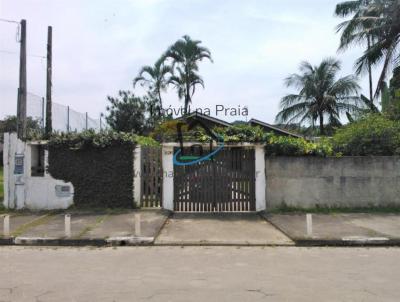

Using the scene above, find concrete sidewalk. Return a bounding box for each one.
[265,212,400,245]
[0,209,169,246]
[2,210,400,246]
[155,213,293,246]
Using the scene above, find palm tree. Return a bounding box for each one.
[335,0,400,97]
[335,0,375,102]
[163,35,213,114]
[276,58,362,135]
[133,57,172,110]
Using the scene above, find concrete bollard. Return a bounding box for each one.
[134,213,141,237]
[3,215,10,237]
[65,214,71,238]
[306,213,313,237]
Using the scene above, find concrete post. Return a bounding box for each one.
[162,145,174,211]
[3,215,10,237]
[65,214,71,238]
[133,146,141,208]
[306,214,313,237]
[255,144,266,211]
[134,213,141,237]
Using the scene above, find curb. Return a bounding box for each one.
[13,237,107,247]
[295,239,400,247]
[1,237,400,247]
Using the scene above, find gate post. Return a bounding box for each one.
[133,145,141,208]
[162,144,174,211]
[255,144,266,211]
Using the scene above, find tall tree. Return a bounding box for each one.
[335,0,375,102]
[335,0,400,97]
[163,35,213,114]
[276,58,361,135]
[105,91,147,134]
[133,57,172,110]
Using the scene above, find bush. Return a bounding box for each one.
[265,134,333,156]
[212,124,266,143]
[49,130,158,149]
[332,114,400,155]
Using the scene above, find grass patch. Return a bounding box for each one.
[11,213,56,237]
[269,203,400,214]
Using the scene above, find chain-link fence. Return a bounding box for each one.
[27,92,104,132]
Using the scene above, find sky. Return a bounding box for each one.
[0,0,381,124]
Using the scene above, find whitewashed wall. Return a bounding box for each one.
[3,133,74,210]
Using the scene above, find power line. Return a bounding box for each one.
[0,49,46,59]
[0,18,19,24]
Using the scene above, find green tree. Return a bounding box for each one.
[0,116,42,142]
[276,58,361,135]
[163,35,213,114]
[133,57,172,110]
[105,91,147,134]
[335,0,376,103]
[335,0,400,97]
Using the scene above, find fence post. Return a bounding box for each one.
[162,144,174,211]
[133,146,142,208]
[3,215,10,237]
[255,144,266,211]
[67,106,70,132]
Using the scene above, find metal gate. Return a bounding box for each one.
[173,147,255,212]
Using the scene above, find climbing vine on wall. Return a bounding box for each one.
[48,131,137,208]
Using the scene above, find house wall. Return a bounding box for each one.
[3,133,74,210]
[265,156,400,209]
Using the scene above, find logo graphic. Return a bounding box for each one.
[173,118,224,166]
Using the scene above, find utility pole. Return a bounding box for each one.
[45,26,52,136]
[17,19,27,139]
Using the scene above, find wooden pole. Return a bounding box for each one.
[41,97,45,130]
[17,19,27,140]
[45,26,52,136]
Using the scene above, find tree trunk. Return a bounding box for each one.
[184,80,190,115]
[319,114,324,136]
[157,89,163,116]
[367,35,374,106]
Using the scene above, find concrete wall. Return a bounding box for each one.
[3,133,74,210]
[265,156,400,209]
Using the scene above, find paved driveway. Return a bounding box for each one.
[155,213,293,245]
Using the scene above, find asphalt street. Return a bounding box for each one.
[1,246,399,301]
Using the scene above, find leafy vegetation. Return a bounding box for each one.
[0,115,42,142]
[332,114,400,155]
[48,143,136,208]
[163,35,213,114]
[335,0,400,98]
[133,57,173,110]
[105,91,148,134]
[48,129,157,150]
[265,134,333,157]
[276,58,362,135]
